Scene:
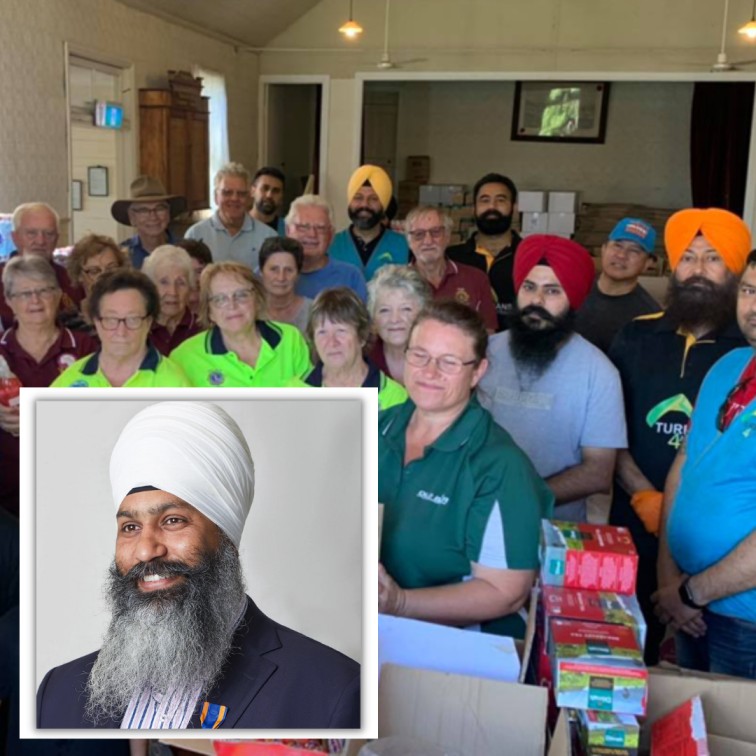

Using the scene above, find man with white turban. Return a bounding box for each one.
[37,402,360,730]
[328,164,409,280]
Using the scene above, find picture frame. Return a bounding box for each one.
[511,81,610,144]
[87,165,109,197]
[71,180,83,211]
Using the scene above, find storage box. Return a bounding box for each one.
[547,212,577,237]
[541,520,639,595]
[521,211,549,237]
[577,709,639,755]
[418,184,441,205]
[437,184,467,206]
[519,191,547,213]
[406,155,431,184]
[397,180,420,203]
[549,191,579,213]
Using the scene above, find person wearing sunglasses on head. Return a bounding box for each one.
[51,270,189,388]
[170,262,311,387]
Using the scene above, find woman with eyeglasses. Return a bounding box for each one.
[377,300,553,638]
[170,261,311,387]
[142,244,201,354]
[258,236,312,333]
[0,256,98,516]
[52,270,189,387]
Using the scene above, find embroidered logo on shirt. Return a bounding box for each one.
[417,490,449,506]
[70,380,89,387]
[455,288,471,304]
[209,371,225,386]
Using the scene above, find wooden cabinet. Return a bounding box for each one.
[139,87,209,211]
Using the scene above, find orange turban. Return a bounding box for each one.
[347,165,393,210]
[664,208,752,273]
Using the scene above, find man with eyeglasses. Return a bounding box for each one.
[0,203,83,330]
[477,234,626,524]
[406,205,497,332]
[111,176,186,270]
[652,248,756,680]
[285,195,368,302]
[186,162,277,270]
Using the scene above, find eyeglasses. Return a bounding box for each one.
[130,204,170,218]
[716,378,753,432]
[293,223,330,235]
[9,285,59,302]
[96,315,150,330]
[405,347,478,375]
[408,227,446,243]
[83,263,120,278]
[218,190,249,199]
[208,288,255,309]
[21,229,57,240]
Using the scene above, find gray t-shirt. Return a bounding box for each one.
[477,331,627,521]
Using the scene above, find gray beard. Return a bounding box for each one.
[85,534,247,726]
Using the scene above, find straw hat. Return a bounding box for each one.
[111,176,187,226]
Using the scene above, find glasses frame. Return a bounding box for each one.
[208,288,255,309]
[96,315,150,331]
[405,346,478,376]
[8,285,59,302]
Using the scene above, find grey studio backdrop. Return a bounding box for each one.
[34,397,363,688]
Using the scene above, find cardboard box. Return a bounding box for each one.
[541,520,639,595]
[521,211,549,236]
[406,155,431,184]
[577,709,639,755]
[418,184,440,205]
[398,180,420,203]
[548,212,577,237]
[549,191,579,213]
[519,191,547,213]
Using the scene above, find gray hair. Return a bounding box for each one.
[2,255,59,298]
[213,162,250,191]
[285,194,335,228]
[367,264,432,320]
[11,202,60,231]
[404,205,454,236]
[142,244,195,288]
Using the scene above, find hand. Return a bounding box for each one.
[0,404,20,437]
[378,562,406,616]
[678,614,707,638]
[630,489,663,536]
[652,576,703,633]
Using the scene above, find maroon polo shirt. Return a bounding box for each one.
[0,326,98,518]
[149,307,201,356]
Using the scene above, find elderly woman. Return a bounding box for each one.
[52,270,189,388]
[177,238,212,315]
[378,300,553,638]
[170,261,311,387]
[297,287,406,410]
[367,264,431,385]
[142,244,201,354]
[0,257,98,517]
[258,236,312,333]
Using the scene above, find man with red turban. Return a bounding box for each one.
[608,206,751,666]
[478,233,627,522]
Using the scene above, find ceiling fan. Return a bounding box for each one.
[710,0,756,70]
[376,0,426,70]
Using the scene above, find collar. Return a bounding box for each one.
[0,325,78,355]
[81,343,161,375]
[306,359,382,388]
[208,321,282,355]
[348,224,386,249]
[649,311,742,341]
[210,212,253,235]
[151,307,196,333]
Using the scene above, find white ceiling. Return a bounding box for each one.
[114,0,323,48]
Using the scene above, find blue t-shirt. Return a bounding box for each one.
[295,258,368,302]
[328,228,409,280]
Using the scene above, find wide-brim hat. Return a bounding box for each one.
[111,175,187,226]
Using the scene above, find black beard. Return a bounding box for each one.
[475,209,513,236]
[349,206,383,231]
[256,198,277,215]
[665,273,738,334]
[509,305,575,379]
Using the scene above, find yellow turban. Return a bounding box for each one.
[664,208,752,274]
[347,165,393,210]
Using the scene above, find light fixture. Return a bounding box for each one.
[740,0,756,38]
[338,0,363,39]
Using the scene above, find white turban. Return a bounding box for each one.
[109,402,255,547]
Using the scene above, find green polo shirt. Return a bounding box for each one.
[50,345,190,387]
[170,321,311,387]
[378,396,554,637]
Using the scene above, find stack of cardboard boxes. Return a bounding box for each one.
[519,191,580,239]
[397,156,432,219]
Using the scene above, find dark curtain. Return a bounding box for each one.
[690,82,755,215]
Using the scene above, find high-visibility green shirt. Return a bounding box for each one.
[50,345,190,387]
[170,321,311,387]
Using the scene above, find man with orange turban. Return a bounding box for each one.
[328,165,408,280]
[608,206,751,666]
[478,234,627,523]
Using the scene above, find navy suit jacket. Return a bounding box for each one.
[37,597,361,729]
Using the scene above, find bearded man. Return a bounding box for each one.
[36,402,360,730]
[328,165,409,280]
[477,234,627,523]
[608,207,752,666]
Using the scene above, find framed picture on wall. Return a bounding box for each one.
[512,82,610,144]
[71,181,83,211]
[87,166,109,197]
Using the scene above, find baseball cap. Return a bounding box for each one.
[608,218,657,254]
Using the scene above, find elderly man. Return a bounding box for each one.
[478,234,626,523]
[447,173,520,331]
[37,402,360,729]
[329,165,408,280]
[575,217,661,353]
[111,176,186,269]
[609,207,751,665]
[653,249,756,679]
[249,166,286,234]
[0,203,83,330]
[185,162,276,269]
[406,205,497,332]
[286,195,367,302]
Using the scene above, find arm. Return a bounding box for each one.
[615,449,656,495]
[545,446,616,504]
[688,530,756,606]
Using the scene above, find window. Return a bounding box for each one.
[195,68,229,208]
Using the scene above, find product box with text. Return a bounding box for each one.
[577,708,639,755]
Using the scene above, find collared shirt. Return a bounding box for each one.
[170,321,311,387]
[50,344,190,387]
[295,258,368,303]
[185,212,277,270]
[122,229,177,270]
[149,307,201,356]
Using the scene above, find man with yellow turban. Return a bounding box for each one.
[608,207,751,666]
[328,165,409,280]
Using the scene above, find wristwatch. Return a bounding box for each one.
[679,577,706,610]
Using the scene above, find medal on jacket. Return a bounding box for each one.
[200,701,228,729]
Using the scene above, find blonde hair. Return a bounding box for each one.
[198,262,267,328]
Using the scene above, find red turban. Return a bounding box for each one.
[513,234,595,310]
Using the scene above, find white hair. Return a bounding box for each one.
[285,194,335,228]
[11,202,59,231]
